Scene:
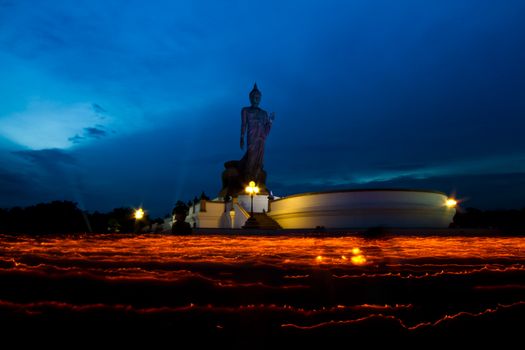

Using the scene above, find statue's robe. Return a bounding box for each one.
[240,106,272,183]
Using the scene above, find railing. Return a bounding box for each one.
[234,202,250,219]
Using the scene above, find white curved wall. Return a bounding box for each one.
[268,190,455,229]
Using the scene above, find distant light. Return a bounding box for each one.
[316,255,323,262]
[341,255,347,260]
[352,247,361,255]
[446,199,457,208]
[134,208,145,220]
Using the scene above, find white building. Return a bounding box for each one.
[181,189,456,229]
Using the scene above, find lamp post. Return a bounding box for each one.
[245,181,260,216]
[134,208,145,233]
[243,181,260,229]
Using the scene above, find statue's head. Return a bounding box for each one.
[249,83,261,107]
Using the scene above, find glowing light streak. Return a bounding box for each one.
[1,235,523,271]
[0,234,523,336]
[280,301,525,331]
[331,263,525,279]
[0,299,415,316]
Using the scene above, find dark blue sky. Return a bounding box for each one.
[1,0,525,216]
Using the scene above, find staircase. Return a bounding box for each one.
[243,212,282,230]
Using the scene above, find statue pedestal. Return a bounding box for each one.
[242,216,260,229]
[218,160,268,198]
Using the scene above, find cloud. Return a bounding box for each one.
[0,52,143,150]
[84,127,107,139]
[13,148,76,168]
[0,148,64,207]
[68,135,84,144]
[3,148,88,209]
[68,125,108,144]
[353,155,525,184]
[271,153,525,189]
[0,169,35,199]
[0,149,89,209]
[92,103,106,114]
[0,99,115,149]
[0,101,104,149]
[370,162,429,171]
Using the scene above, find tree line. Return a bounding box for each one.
[451,207,525,232]
[0,201,165,234]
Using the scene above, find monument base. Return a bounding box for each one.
[218,160,268,198]
[242,216,260,229]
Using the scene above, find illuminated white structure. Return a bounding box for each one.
[184,189,456,229]
[268,189,455,229]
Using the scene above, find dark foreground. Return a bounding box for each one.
[0,234,523,346]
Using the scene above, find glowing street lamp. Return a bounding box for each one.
[134,208,145,220]
[445,198,457,208]
[245,181,260,217]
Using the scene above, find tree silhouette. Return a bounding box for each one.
[0,201,86,234]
